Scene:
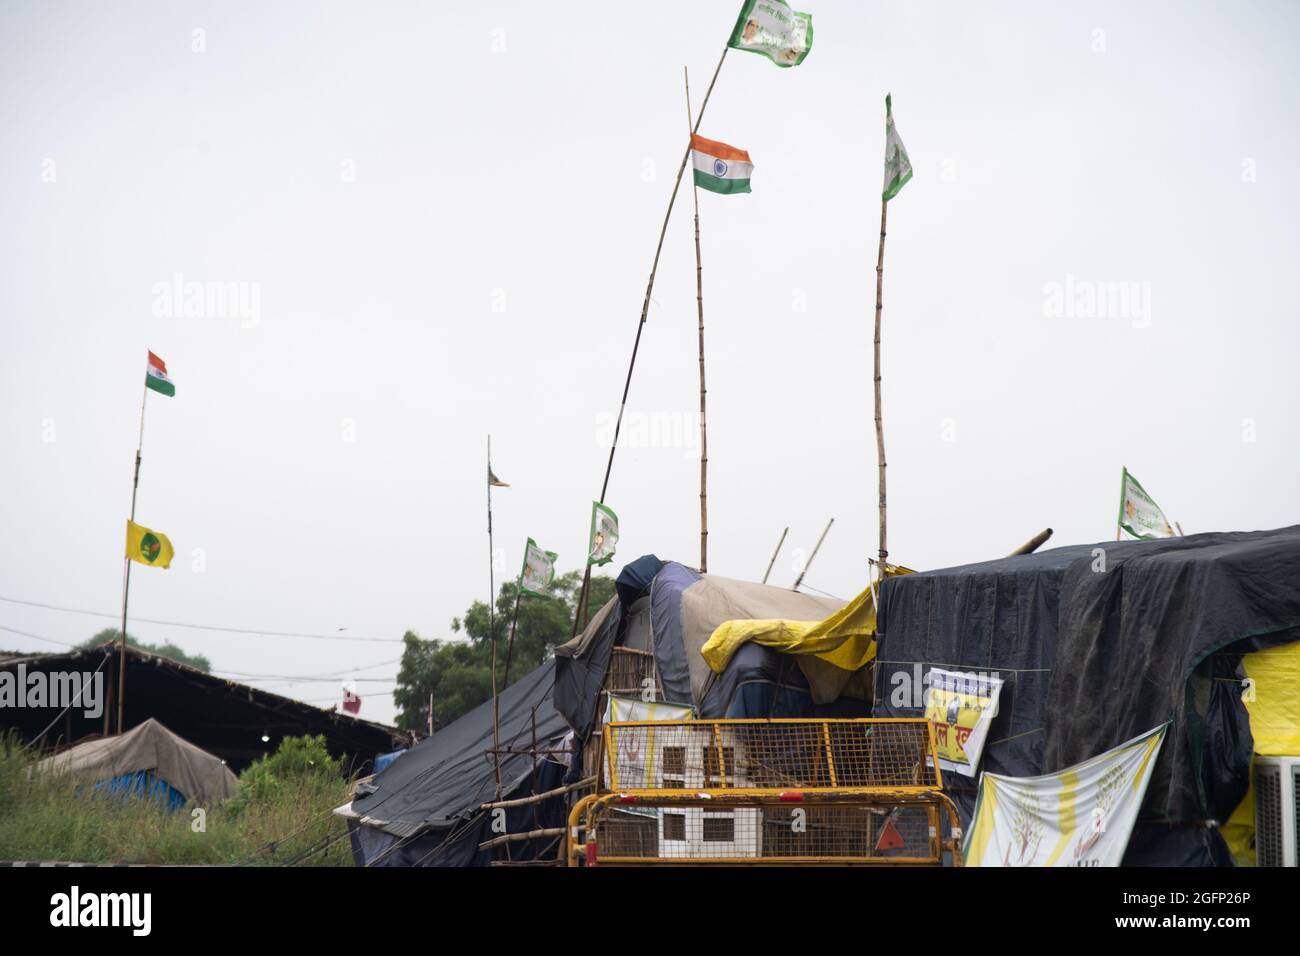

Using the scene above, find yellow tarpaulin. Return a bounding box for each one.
[701,582,881,676]
[1221,639,1300,865]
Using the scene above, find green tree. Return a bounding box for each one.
[80,629,212,673]
[393,571,615,733]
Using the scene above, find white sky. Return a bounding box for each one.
[2,1,1297,727]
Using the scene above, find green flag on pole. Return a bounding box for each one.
[519,538,557,597]
[587,502,619,567]
[1117,467,1176,540]
[882,94,913,202]
[727,0,813,68]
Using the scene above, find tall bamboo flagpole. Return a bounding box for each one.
[569,45,732,638]
[873,198,889,568]
[116,378,150,734]
[685,65,708,574]
[875,94,913,569]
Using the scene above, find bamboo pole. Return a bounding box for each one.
[116,377,149,734]
[686,65,708,574]
[570,45,731,636]
[762,527,789,584]
[792,518,834,591]
[478,827,567,852]
[873,199,889,567]
[1008,527,1053,556]
[479,776,597,811]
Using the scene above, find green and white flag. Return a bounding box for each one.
[1117,467,1176,539]
[587,501,619,567]
[519,538,557,597]
[882,94,913,202]
[727,0,813,68]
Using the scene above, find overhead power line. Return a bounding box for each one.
[1,622,401,684]
[0,594,442,645]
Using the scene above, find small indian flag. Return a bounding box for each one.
[146,351,175,397]
[691,134,753,195]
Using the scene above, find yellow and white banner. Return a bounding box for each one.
[924,668,1004,777]
[603,695,694,789]
[964,724,1168,867]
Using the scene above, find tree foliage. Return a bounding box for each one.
[80,629,212,673]
[393,570,615,733]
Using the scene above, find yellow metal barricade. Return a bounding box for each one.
[567,718,963,866]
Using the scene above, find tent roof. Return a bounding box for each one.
[875,525,1300,863]
[0,643,400,772]
[36,717,239,805]
[346,659,566,837]
[650,561,844,712]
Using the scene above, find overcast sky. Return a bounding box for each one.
[2,0,1296,726]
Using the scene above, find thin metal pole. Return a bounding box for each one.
[762,527,789,585]
[502,589,523,687]
[685,65,708,574]
[117,378,148,734]
[793,518,834,592]
[571,45,731,636]
[873,199,889,567]
[487,435,502,799]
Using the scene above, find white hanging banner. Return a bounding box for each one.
[964,723,1169,867]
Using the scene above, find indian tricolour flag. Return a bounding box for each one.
[145,351,175,397]
[691,134,753,195]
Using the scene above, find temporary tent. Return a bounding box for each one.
[650,561,873,717]
[555,556,876,730]
[0,643,400,773]
[873,525,1300,865]
[36,718,238,809]
[350,555,885,866]
[339,659,570,867]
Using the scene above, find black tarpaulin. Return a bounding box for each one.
[1044,527,1300,831]
[346,659,566,842]
[873,526,1300,865]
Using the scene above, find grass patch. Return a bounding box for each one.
[0,731,356,866]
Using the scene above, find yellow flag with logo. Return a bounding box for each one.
[125,519,174,569]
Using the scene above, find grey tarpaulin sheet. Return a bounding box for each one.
[36,717,238,805]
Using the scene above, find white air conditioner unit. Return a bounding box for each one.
[1254,756,1300,867]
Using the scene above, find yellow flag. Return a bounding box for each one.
[125,519,174,569]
